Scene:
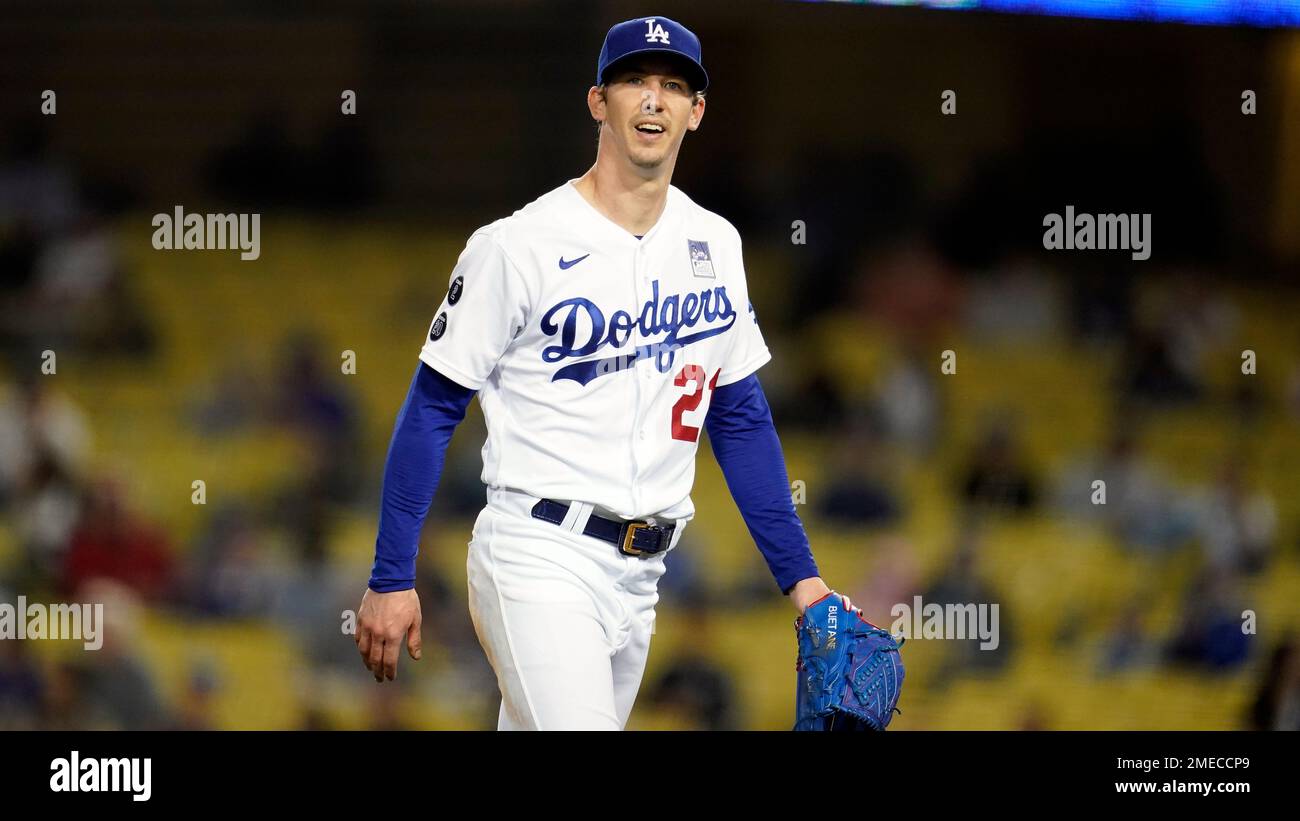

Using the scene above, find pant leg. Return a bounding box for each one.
[610,608,655,728]
[466,506,622,731]
[609,553,668,728]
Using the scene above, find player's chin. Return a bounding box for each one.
[627,145,670,170]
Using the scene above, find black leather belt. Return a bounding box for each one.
[530,499,675,557]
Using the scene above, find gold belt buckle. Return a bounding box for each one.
[620,521,649,556]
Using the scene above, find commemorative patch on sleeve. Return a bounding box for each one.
[687,239,715,278]
[429,311,448,341]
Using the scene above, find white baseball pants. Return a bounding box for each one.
[466,486,683,730]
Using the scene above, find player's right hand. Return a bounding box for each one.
[355,587,422,682]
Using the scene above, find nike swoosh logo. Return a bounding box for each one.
[558,254,590,270]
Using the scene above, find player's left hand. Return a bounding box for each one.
[355,587,423,682]
[789,576,861,616]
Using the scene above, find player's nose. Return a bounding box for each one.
[640,88,665,114]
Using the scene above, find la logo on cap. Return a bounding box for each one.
[644,18,670,44]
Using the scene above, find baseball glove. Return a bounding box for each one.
[794,592,905,731]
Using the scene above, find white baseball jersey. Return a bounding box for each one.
[418,178,771,523]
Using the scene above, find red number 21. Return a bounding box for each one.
[670,364,720,442]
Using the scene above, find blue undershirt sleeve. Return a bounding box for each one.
[368,362,475,592]
[703,373,820,595]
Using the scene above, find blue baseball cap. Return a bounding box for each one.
[596,16,708,93]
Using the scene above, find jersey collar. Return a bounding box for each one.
[563,179,676,247]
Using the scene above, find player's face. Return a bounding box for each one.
[591,58,705,171]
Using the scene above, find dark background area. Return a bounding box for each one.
[0,1,1293,261]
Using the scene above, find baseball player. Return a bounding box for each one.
[355,15,862,730]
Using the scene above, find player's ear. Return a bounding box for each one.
[686,92,706,132]
[588,85,607,124]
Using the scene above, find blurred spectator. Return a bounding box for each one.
[272,331,362,504]
[1192,457,1276,575]
[0,124,78,232]
[39,661,87,731]
[272,468,337,574]
[874,342,942,457]
[0,125,79,303]
[1248,638,1300,731]
[188,358,265,436]
[0,634,43,730]
[858,239,963,343]
[1054,427,1197,555]
[185,503,276,618]
[849,534,921,632]
[1096,595,1160,675]
[964,257,1062,343]
[0,375,90,505]
[0,378,94,587]
[1117,324,1203,406]
[270,517,354,673]
[815,412,903,528]
[645,605,740,730]
[925,526,1014,681]
[1165,569,1252,671]
[13,447,83,588]
[958,416,1039,513]
[0,127,154,358]
[61,476,176,602]
[1069,268,1133,344]
[1157,280,1239,383]
[68,579,171,729]
[172,661,221,731]
[23,210,126,348]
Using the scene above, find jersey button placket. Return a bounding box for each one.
[629,243,646,515]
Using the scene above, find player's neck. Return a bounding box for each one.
[574,154,674,237]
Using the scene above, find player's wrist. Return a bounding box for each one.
[368,580,416,594]
[789,577,830,613]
